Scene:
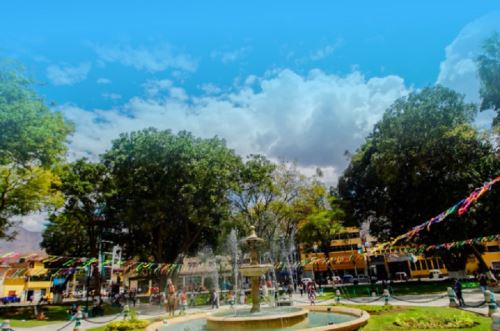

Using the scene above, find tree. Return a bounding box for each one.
[477,32,500,127]
[103,128,242,262]
[41,159,111,257]
[0,63,74,238]
[338,86,499,270]
[295,186,344,256]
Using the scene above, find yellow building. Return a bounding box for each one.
[301,227,366,279]
[2,259,51,302]
[465,240,500,275]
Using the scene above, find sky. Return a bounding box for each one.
[1,1,499,231]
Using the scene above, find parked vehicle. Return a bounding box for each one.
[393,272,408,281]
[342,274,354,283]
[355,275,371,284]
[331,276,342,284]
[428,269,443,279]
[1,295,20,304]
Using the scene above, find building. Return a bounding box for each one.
[299,227,500,281]
[300,227,367,281]
[1,257,51,302]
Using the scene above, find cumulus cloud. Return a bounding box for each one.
[437,12,500,102]
[60,69,408,184]
[437,12,500,128]
[95,44,197,72]
[46,62,91,86]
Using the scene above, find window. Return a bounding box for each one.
[487,245,500,252]
[416,260,422,271]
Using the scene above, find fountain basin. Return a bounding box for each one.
[148,306,370,331]
[239,264,273,277]
[207,307,307,330]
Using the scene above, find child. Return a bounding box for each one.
[227,291,235,308]
[179,290,187,315]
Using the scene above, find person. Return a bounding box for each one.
[166,279,176,317]
[240,289,246,305]
[454,279,465,307]
[210,289,219,309]
[188,290,196,308]
[122,304,130,320]
[479,274,488,293]
[1,320,14,331]
[179,289,187,315]
[72,305,83,331]
[307,281,316,305]
[287,283,293,300]
[227,291,235,308]
[68,303,78,318]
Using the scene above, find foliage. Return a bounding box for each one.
[477,32,500,127]
[105,319,149,331]
[102,128,242,262]
[338,86,499,267]
[394,314,476,329]
[295,189,344,255]
[41,159,111,257]
[0,62,74,238]
[360,306,490,331]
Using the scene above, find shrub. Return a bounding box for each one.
[393,313,477,329]
[105,320,149,331]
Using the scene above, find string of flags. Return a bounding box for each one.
[372,176,499,253]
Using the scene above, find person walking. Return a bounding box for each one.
[210,289,219,309]
[166,279,176,317]
[454,279,465,307]
[479,274,488,293]
[179,289,187,315]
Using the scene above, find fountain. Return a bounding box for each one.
[239,226,273,313]
[152,226,370,331]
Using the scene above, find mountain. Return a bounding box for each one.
[0,226,43,253]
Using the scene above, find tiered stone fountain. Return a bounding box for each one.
[153,226,370,331]
[206,226,308,329]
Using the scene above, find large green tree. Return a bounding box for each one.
[0,63,73,238]
[477,32,500,127]
[41,158,111,257]
[338,86,499,268]
[103,128,242,262]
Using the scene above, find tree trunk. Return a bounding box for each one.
[470,245,497,281]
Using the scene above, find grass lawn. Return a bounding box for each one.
[0,302,122,328]
[336,304,491,331]
[320,280,478,298]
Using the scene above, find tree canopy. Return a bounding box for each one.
[0,63,73,238]
[338,86,499,250]
[102,128,242,262]
[41,159,111,257]
[477,31,500,127]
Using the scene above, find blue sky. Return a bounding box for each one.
[1,1,499,207]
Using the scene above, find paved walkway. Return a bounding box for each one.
[15,289,498,330]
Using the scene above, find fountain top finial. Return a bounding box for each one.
[242,225,264,244]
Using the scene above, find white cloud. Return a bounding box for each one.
[437,11,500,103]
[95,44,197,72]
[211,47,251,64]
[309,42,341,61]
[60,69,408,184]
[46,62,91,86]
[102,92,122,100]
[14,213,47,232]
[96,77,112,84]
